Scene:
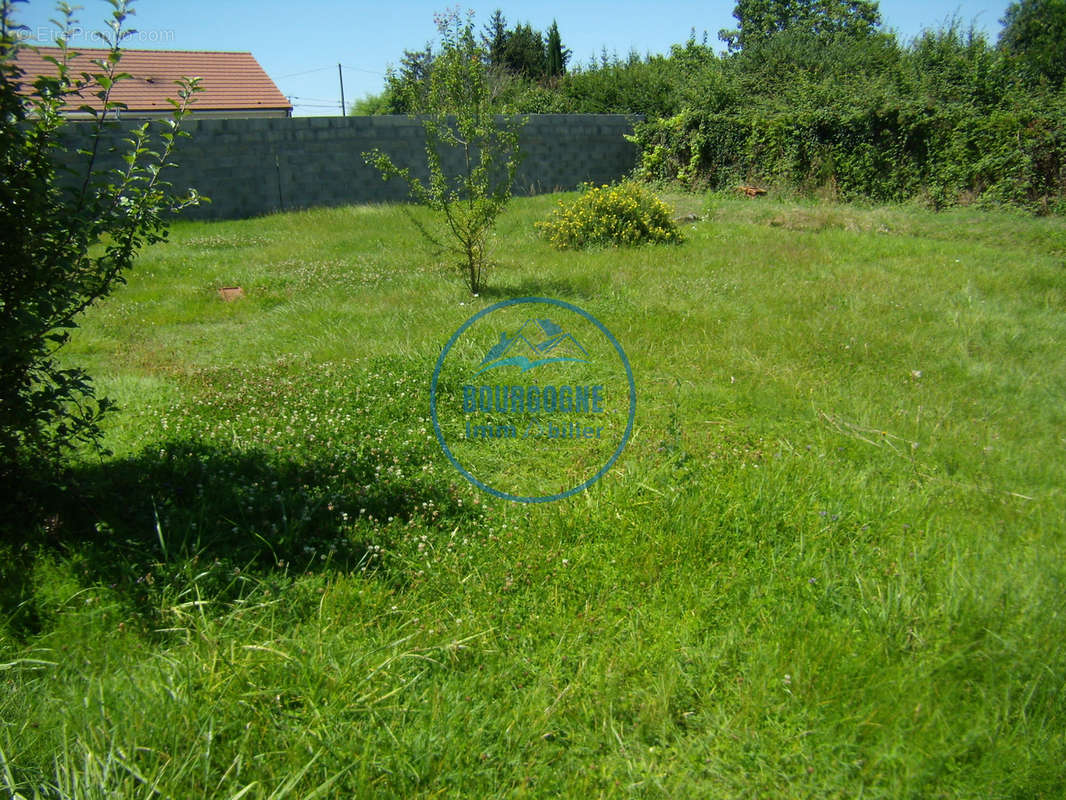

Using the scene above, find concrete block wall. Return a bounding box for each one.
[56,114,641,220]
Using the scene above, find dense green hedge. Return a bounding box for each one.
[629,100,1066,211]
[376,18,1066,211]
[620,26,1066,211]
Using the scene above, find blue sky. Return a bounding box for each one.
[14,1,1015,115]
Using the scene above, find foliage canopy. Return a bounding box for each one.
[365,1,1066,211]
[718,0,883,51]
[999,0,1066,87]
[0,0,201,487]
[363,10,523,294]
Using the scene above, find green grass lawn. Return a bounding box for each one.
[2,193,1064,798]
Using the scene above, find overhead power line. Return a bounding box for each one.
[276,64,383,81]
[340,64,383,76]
[274,65,336,80]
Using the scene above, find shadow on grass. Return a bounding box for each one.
[0,440,478,638]
[479,275,598,301]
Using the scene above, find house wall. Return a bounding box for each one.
[56,114,641,220]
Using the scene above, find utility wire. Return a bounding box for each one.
[276,64,383,80]
[274,65,336,80]
[340,64,383,75]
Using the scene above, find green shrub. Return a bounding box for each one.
[629,101,1066,208]
[0,0,201,486]
[536,182,683,249]
[622,23,1066,210]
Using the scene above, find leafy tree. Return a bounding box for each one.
[349,91,390,115]
[382,43,434,112]
[0,0,201,486]
[725,18,898,105]
[502,22,546,80]
[559,54,682,116]
[668,36,732,111]
[479,13,557,81]
[546,20,570,78]
[909,22,1011,108]
[363,10,523,294]
[999,0,1066,87]
[719,0,882,51]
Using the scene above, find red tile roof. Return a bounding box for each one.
[12,47,291,113]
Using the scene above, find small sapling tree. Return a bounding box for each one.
[364,9,523,295]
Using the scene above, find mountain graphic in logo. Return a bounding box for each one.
[472,318,590,376]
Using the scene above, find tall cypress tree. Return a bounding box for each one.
[546,20,570,77]
[482,9,509,68]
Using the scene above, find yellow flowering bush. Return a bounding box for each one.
[536,182,683,249]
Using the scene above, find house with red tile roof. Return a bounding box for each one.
[12,47,292,118]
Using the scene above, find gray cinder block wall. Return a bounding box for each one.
[56,114,641,220]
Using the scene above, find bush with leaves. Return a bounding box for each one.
[627,16,1066,211]
[364,10,522,294]
[719,0,883,52]
[999,0,1066,88]
[0,0,201,487]
[536,182,683,249]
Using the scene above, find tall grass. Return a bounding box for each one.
[1,193,1063,798]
